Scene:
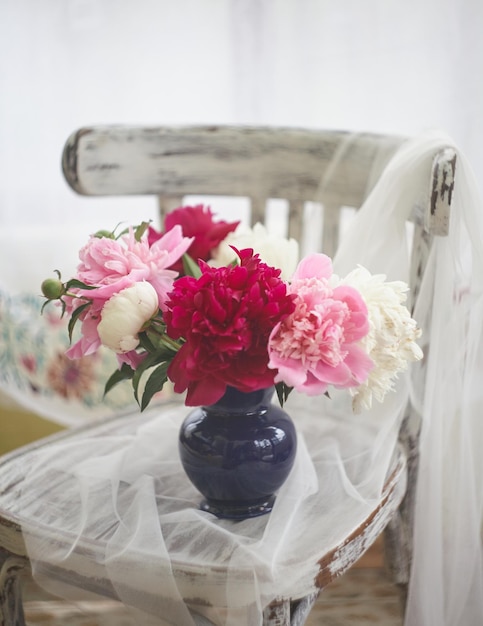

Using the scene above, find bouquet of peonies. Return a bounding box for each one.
[41,205,423,412]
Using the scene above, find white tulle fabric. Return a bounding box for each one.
[16,132,483,625]
[334,132,483,626]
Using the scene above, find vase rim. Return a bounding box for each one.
[205,386,275,413]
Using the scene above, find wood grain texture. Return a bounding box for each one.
[62,126,403,208]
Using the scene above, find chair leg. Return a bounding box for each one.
[384,511,410,585]
[290,592,320,626]
[263,599,291,625]
[0,549,27,626]
[263,592,320,626]
[384,411,421,615]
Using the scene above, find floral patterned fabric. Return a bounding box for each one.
[0,289,156,426]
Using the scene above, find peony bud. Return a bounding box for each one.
[97,282,159,353]
[41,278,66,300]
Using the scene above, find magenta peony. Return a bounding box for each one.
[164,248,296,406]
[268,253,373,396]
[148,205,239,272]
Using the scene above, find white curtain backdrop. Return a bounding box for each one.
[1,0,483,291]
[2,3,483,626]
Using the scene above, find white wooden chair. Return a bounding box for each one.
[0,125,455,625]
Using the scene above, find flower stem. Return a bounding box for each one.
[158,334,182,352]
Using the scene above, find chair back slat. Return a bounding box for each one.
[249,197,267,228]
[320,203,342,260]
[158,195,184,222]
[287,200,304,243]
[62,125,404,207]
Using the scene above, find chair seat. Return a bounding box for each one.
[0,397,406,623]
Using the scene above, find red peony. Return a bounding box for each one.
[164,248,296,406]
[148,205,239,273]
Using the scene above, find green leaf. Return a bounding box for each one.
[131,352,163,404]
[275,381,293,407]
[134,221,151,242]
[40,297,65,317]
[40,299,52,315]
[108,222,129,239]
[104,363,134,396]
[156,347,179,364]
[93,229,116,239]
[141,362,169,411]
[138,331,157,353]
[138,331,178,359]
[182,253,202,278]
[159,333,183,353]
[65,278,97,291]
[67,302,91,342]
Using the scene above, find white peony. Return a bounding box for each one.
[210,222,299,280]
[339,266,423,412]
[97,282,159,353]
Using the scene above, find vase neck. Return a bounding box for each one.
[205,386,275,415]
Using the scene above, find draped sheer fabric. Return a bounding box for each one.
[15,390,406,626]
[334,132,483,626]
[14,132,483,625]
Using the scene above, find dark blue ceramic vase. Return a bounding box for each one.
[179,386,297,520]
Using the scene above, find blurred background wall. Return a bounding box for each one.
[1,0,481,290]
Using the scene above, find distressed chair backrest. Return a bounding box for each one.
[63,126,400,257]
[62,125,454,273]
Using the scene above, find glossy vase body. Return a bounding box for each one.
[178,386,297,519]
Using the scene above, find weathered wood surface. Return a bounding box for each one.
[62,126,404,205]
[429,147,456,236]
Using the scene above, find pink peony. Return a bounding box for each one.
[164,248,295,406]
[65,226,192,359]
[65,299,105,358]
[75,225,192,307]
[148,205,239,272]
[268,253,373,395]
